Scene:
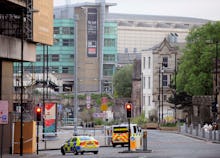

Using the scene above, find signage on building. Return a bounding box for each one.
[44,102,56,134]
[0,101,8,124]
[87,8,97,57]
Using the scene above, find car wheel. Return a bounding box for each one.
[121,144,124,147]
[112,144,116,147]
[81,151,84,155]
[94,151,98,154]
[61,147,65,155]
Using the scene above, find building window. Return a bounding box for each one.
[51,66,59,73]
[36,55,41,62]
[63,39,74,46]
[143,95,146,106]
[62,67,69,73]
[143,76,146,89]
[104,27,116,34]
[162,57,168,67]
[148,57,151,69]
[148,76,151,89]
[124,48,128,53]
[62,27,74,34]
[104,39,116,47]
[53,39,60,45]
[143,57,146,69]
[104,54,115,62]
[52,54,59,62]
[148,96,151,106]
[133,48,137,53]
[70,54,74,59]
[162,75,168,86]
[54,27,59,34]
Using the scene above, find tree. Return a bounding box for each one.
[113,64,133,98]
[176,22,220,96]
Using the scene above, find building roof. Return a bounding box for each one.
[107,13,210,24]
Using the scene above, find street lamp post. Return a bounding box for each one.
[20,9,24,156]
[161,64,164,122]
[214,41,219,122]
[158,67,161,125]
[73,15,78,136]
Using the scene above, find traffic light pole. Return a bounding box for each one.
[128,118,131,152]
[36,121,39,155]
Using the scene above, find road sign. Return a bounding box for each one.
[0,101,8,124]
[93,113,106,118]
[100,104,108,111]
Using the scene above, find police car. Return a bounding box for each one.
[61,136,99,155]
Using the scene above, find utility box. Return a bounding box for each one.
[13,121,36,154]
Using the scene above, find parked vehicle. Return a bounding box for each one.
[111,123,141,147]
[61,135,99,155]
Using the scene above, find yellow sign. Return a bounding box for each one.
[100,104,108,111]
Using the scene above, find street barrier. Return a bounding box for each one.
[130,136,136,151]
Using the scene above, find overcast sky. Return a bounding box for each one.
[54,0,220,21]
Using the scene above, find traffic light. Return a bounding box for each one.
[211,102,217,113]
[125,103,132,118]
[36,106,42,121]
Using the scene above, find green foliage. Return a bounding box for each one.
[176,22,220,95]
[161,122,177,127]
[78,94,86,100]
[93,118,104,125]
[113,64,133,98]
[131,113,147,126]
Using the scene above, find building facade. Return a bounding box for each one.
[22,1,209,95]
[142,38,185,121]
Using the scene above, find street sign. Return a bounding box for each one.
[0,101,8,124]
[93,113,106,118]
[100,104,108,111]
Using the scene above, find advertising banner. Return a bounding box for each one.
[87,8,97,57]
[44,102,56,133]
[0,100,8,124]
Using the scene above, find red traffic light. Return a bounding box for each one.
[35,106,42,121]
[36,107,41,113]
[125,103,132,109]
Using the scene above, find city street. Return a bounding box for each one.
[6,129,220,158]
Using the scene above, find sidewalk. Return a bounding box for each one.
[179,124,220,144]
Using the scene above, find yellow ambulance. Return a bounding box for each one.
[111,123,141,147]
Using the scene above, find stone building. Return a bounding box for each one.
[142,38,185,121]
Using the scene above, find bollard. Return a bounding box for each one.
[202,128,205,138]
[209,130,212,140]
[213,130,216,140]
[189,124,193,134]
[196,126,198,136]
[185,123,188,133]
[218,130,220,141]
[143,131,147,151]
